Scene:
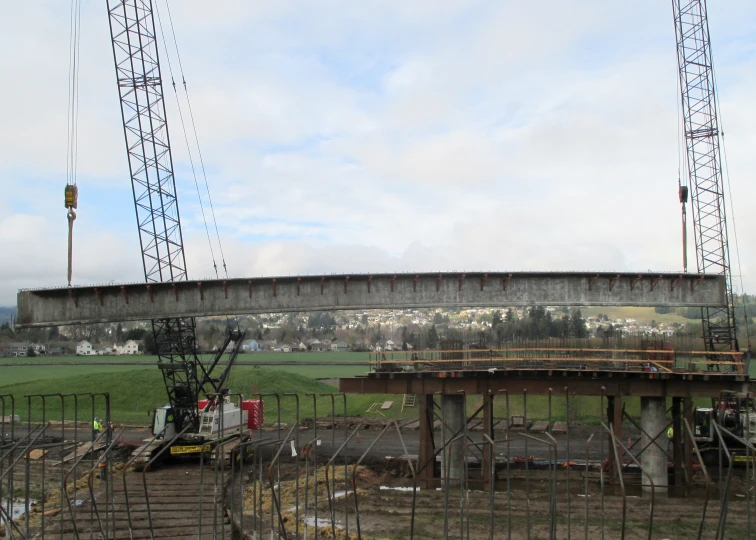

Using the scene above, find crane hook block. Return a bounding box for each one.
[678,185,688,205]
[64,184,78,209]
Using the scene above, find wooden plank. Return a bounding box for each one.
[61,440,106,463]
[380,401,394,410]
[551,421,567,434]
[28,448,47,460]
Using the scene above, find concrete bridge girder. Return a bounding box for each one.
[17,271,725,327]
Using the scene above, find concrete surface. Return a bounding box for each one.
[640,396,669,494]
[17,271,725,327]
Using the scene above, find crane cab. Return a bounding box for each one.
[152,406,177,440]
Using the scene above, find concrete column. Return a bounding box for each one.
[672,398,684,487]
[607,395,623,481]
[441,394,465,484]
[482,392,494,488]
[640,397,668,495]
[417,395,435,488]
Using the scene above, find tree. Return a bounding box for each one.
[570,309,587,338]
[361,314,368,325]
[26,346,36,358]
[48,326,60,341]
[116,323,124,344]
[492,310,503,328]
[143,333,157,355]
[125,328,148,341]
[433,313,444,325]
[402,341,408,351]
[427,325,439,349]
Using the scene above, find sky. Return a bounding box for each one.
[1,1,756,306]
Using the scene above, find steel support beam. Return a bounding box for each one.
[17,272,725,327]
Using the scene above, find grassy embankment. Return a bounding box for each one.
[0,352,371,385]
[0,364,412,425]
[1,351,752,426]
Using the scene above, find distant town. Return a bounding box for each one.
[0,303,724,358]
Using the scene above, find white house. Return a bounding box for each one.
[116,340,140,355]
[385,339,396,351]
[76,341,93,356]
[242,339,261,352]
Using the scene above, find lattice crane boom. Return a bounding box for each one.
[106,0,220,429]
[672,0,738,356]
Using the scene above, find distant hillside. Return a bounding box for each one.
[0,306,16,324]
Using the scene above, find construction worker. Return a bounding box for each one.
[93,417,103,441]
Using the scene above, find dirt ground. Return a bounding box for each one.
[237,454,756,540]
[4,422,755,539]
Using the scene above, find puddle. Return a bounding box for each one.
[0,499,37,524]
[303,516,343,529]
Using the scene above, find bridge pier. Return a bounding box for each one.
[441,394,465,486]
[418,394,435,487]
[641,396,669,495]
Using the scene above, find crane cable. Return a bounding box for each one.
[154,3,219,279]
[65,0,83,287]
[164,0,229,279]
[709,52,752,351]
[155,0,239,334]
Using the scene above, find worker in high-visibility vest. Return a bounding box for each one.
[93,417,103,441]
[667,426,674,439]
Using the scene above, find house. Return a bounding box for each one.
[76,340,93,356]
[295,342,307,351]
[117,340,140,355]
[94,344,117,355]
[331,340,350,352]
[385,339,396,351]
[242,339,261,352]
[257,340,277,351]
[5,343,29,357]
[310,341,330,352]
[280,345,292,353]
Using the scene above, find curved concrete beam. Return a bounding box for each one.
[16,271,725,327]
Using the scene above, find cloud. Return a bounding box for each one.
[2,0,756,307]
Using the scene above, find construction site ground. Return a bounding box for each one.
[5,417,755,539]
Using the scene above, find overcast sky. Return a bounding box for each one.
[1,1,755,306]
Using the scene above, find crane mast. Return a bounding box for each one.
[106,0,209,430]
[672,0,738,358]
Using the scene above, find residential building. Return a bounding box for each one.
[242,339,261,352]
[117,340,140,355]
[76,341,93,356]
[331,340,350,352]
[310,341,331,352]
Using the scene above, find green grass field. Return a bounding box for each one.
[0,368,413,425]
[0,352,371,385]
[0,351,752,426]
[581,306,690,324]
